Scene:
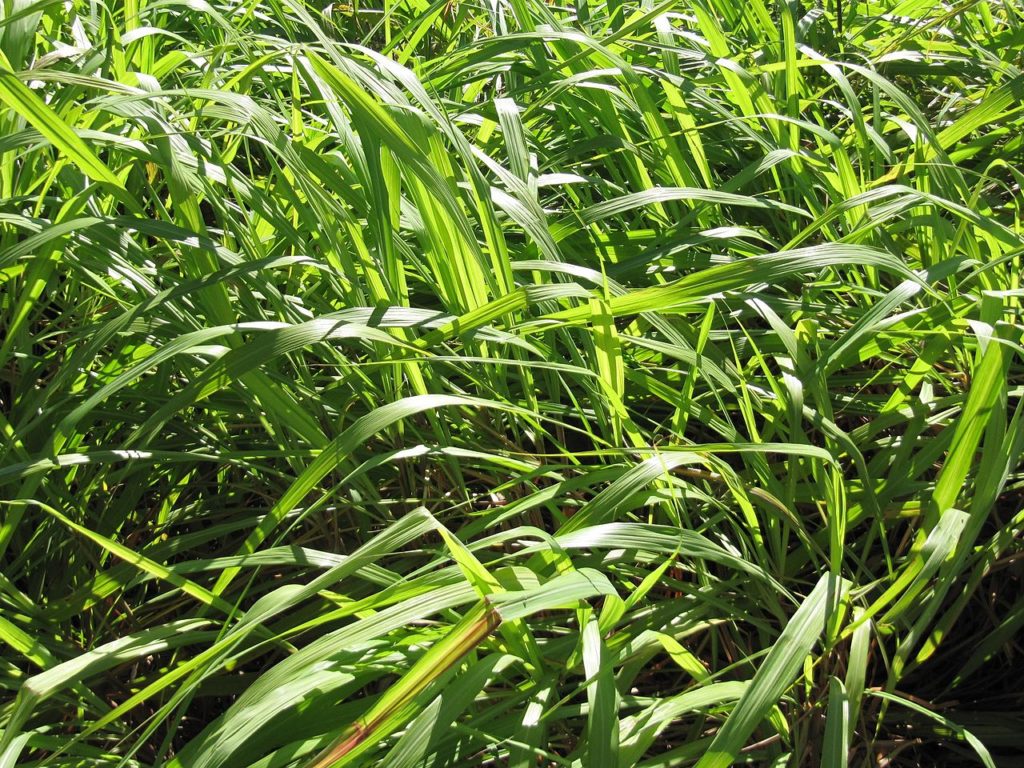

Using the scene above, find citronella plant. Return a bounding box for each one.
[1,0,1022,766]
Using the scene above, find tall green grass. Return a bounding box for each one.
[1,0,1022,765]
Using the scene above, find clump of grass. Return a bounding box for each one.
[1,0,1022,766]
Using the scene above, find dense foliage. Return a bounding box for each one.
[1,0,1023,765]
